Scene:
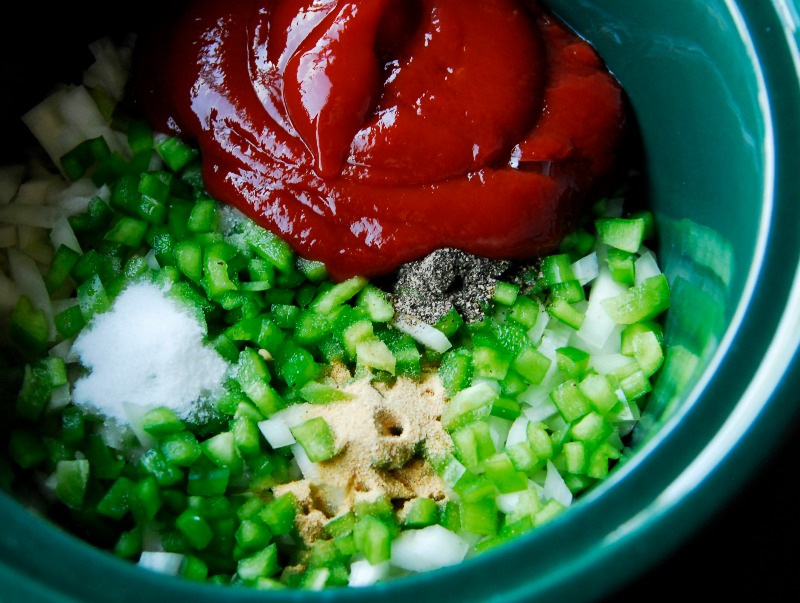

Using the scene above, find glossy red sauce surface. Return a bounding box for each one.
[136,0,627,280]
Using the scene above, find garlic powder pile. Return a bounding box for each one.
[71,282,229,425]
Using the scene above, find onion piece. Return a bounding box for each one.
[391,314,452,353]
[571,251,599,285]
[258,417,296,448]
[0,164,25,204]
[348,558,390,587]
[138,551,185,576]
[7,247,54,339]
[543,460,572,507]
[390,525,470,572]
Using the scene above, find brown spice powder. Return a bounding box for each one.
[272,364,453,545]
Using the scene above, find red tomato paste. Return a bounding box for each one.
[135,0,627,280]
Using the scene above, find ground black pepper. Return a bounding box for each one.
[391,248,513,325]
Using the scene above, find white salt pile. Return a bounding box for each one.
[71,282,229,425]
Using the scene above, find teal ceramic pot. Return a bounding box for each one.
[2,0,799,601]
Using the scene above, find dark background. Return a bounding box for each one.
[605,412,799,600]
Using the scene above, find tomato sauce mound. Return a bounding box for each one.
[135,0,628,281]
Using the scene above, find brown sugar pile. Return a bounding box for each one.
[272,364,453,545]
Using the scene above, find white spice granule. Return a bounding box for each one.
[71,281,229,424]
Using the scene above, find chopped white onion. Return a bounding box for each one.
[291,443,321,481]
[258,417,296,448]
[576,269,626,350]
[634,248,662,284]
[7,247,54,338]
[0,270,21,312]
[543,460,572,507]
[0,164,25,204]
[391,314,452,353]
[144,249,161,270]
[505,415,529,447]
[521,394,558,422]
[348,558,390,587]
[16,180,51,206]
[50,215,82,254]
[48,384,72,412]
[571,251,599,285]
[0,224,17,248]
[51,178,101,215]
[48,337,77,363]
[0,203,65,229]
[83,37,130,101]
[390,525,470,572]
[496,491,523,515]
[588,353,635,375]
[526,304,549,344]
[138,551,185,576]
[122,402,156,449]
[487,415,511,451]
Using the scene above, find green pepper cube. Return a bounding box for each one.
[578,373,619,414]
[508,295,540,329]
[275,341,320,389]
[596,217,646,253]
[8,429,47,469]
[601,274,671,325]
[237,544,280,581]
[8,296,49,359]
[491,397,521,421]
[536,254,575,291]
[526,422,554,461]
[96,475,135,519]
[512,346,551,385]
[131,476,162,523]
[180,555,209,582]
[439,348,474,398]
[492,280,520,306]
[353,515,392,565]
[483,452,529,494]
[187,461,230,497]
[242,220,295,274]
[201,431,241,469]
[563,441,587,474]
[586,441,622,479]
[547,298,585,329]
[451,421,496,469]
[606,248,636,286]
[311,276,368,315]
[259,492,297,536]
[54,459,90,509]
[433,307,464,338]
[290,417,337,462]
[105,215,148,247]
[555,346,590,378]
[356,284,394,322]
[155,134,198,172]
[442,381,498,431]
[176,510,214,550]
[403,497,439,528]
[459,498,499,536]
[141,406,185,437]
[570,411,612,443]
[187,199,218,233]
[45,244,81,293]
[140,448,184,486]
[235,518,273,551]
[550,380,591,422]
